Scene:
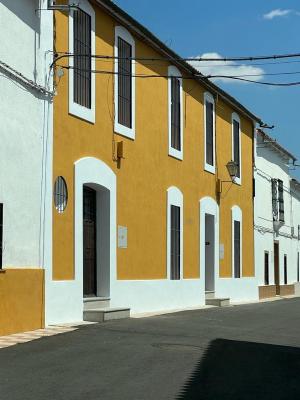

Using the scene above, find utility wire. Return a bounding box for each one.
[57,65,300,86]
[52,51,300,64]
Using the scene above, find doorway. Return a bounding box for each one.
[83,186,97,297]
[274,242,280,295]
[205,214,215,292]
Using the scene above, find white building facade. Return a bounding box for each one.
[254,130,300,299]
[0,0,53,335]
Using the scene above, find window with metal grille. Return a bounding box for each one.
[54,176,68,213]
[171,77,181,151]
[234,220,241,278]
[278,179,284,222]
[264,251,269,285]
[233,119,240,178]
[0,204,3,269]
[117,37,132,128]
[170,205,180,280]
[271,178,278,221]
[298,225,300,240]
[205,100,214,166]
[73,9,91,108]
[284,254,287,284]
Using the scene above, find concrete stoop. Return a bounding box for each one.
[205,291,230,307]
[205,298,230,307]
[83,308,130,322]
[83,297,130,322]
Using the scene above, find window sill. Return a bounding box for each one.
[114,123,135,140]
[233,177,242,186]
[168,149,183,161]
[204,164,216,175]
[69,102,95,124]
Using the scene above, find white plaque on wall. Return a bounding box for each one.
[219,244,224,260]
[118,226,128,248]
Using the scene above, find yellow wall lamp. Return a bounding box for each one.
[217,160,239,194]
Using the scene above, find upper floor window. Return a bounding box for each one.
[69,1,95,123]
[168,66,183,160]
[204,92,215,173]
[271,178,285,223]
[74,9,91,108]
[114,26,135,139]
[232,113,241,184]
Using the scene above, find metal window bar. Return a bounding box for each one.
[233,120,240,178]
[284,255,288,284]
[54,177,68,213]
[118,37,132,128]
[73,9,91,108]
[171,77,181,151]
[271,179,278,221]
[264,252,269,285]
[278,179,284,222]
[234,220,241,278]
[206,100,214,166]
[170,205,180,280]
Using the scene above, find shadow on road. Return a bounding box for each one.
[177,338,300,400]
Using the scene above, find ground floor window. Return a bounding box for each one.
[297,252,299,282]
[264,251,269,285]
[232,206,242,279]
[284,254,287,285]
[170,205,180,280]
[167,186,183,280]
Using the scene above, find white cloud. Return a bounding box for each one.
[263,9,292,20]
[188,52,264,84]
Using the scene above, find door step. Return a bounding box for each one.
[83,297,110,310]
[83,307,130,323]
[206,298,230,307]
[205,291,215,299]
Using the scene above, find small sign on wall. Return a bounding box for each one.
[118,226,128,248]
[219,244,224,260]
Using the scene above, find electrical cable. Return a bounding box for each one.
[57,65,300,86]
[52,51,300,63]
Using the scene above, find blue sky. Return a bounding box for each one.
[114,0,300,177]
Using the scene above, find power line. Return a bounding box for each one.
[57,65,300,86]
[53,51,300,63]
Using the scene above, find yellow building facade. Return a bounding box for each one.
[46,0,260,323]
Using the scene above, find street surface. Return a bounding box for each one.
[1,298,300,399]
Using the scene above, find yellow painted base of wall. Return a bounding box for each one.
[0,269,44,336]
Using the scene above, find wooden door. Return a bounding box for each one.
[83,187,97,297]
[274,242,280,295]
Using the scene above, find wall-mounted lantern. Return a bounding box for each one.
[217,160,238,194]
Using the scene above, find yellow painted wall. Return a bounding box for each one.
[52,4,254,282]
[0,269,44,336]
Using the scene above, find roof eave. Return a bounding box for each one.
[94,0,262,125]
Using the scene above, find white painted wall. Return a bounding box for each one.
[254,132,300,288]
[0,0,53,268]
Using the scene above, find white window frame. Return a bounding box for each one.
[167,186,183,280]
[232,112,242,185]
[168,66,183,160]
[232,205,242,278]
[204,92,216,174]
[114,26,136,140]
[68,0,95,123]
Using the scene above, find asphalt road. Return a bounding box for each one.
[1,298,300,400]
